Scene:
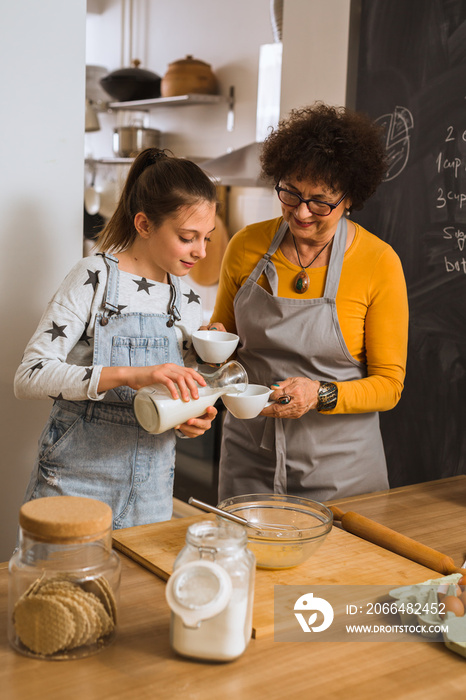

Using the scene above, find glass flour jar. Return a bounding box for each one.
[165,520,255,662]
[8,496,121,660]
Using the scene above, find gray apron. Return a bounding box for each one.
[218,217,388,502]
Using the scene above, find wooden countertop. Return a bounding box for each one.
[2,476,466,700]
[328,475,466,566]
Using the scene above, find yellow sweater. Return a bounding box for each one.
[211,217,409,414]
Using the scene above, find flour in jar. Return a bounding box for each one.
[170,596,250,661]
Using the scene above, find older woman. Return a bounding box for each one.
[211,102,408,502]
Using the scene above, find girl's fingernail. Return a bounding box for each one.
[211,326,217,330]
[271,383,280,388]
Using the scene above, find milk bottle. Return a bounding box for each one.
[133,360,248,434]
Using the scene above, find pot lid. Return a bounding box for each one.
[168,55,212,68]
[102,59,161,81]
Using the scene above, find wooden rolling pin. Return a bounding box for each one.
[330,505,466,577]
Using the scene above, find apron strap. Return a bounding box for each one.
[249,220,289,296]
[167,274,183,326]
[323,217,347,299]
[97,252,121,315]
[260,416,287,493]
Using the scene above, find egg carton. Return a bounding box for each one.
[389,573,466,657]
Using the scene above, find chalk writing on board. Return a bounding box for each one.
[375,106,414,182]
[443,227,465,251]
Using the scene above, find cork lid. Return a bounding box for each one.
[19,497,112,541]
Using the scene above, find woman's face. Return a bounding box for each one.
[278,176,350,241]
[138,200,216,281]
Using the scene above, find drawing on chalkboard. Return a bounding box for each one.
[375,106,414,182]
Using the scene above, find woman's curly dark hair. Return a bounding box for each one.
[260,103,387,211]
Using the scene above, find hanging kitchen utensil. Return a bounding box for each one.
[161,55,217,97]
[100,59,161,102]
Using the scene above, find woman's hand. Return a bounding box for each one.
[176,405,218,438]
[198,322,227,332]
[98,364,207,401]
[261,377,320,419]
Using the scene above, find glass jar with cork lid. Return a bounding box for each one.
[8,496,120,660]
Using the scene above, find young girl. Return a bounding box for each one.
[14,148,219,528]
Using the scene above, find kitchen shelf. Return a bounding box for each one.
[108,94,225,111]
[85,157,133,165]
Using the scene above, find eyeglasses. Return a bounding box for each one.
[275,184,347,217]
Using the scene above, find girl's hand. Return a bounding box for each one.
[98,364,207,401]
[176,405,217,437]
[198,322,227,332]
[261,377,320,419]
[129,364,207,400]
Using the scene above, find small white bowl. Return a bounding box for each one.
[192,330,239,364]
[222,384,272,419]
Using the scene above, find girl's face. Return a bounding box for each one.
[137,200,216,281]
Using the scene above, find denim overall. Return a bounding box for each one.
[24,254,184,528]
[219,218,388,501]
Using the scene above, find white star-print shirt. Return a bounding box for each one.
[14,255,203,402]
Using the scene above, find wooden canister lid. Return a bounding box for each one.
[19,497,112,541]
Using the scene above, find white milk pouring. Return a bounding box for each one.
[133,385,226,434]
[133,360,248,434]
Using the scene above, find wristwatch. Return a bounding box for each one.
[316,382,338,412]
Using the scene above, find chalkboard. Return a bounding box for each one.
[351,0,466,487]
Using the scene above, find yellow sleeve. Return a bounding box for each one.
[331,243,409,414]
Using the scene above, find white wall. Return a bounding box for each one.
[281,0,351,114]
[0,1,86,560]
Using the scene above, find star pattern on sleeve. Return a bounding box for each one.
[183,340,189,351]
[133,277,156,294]
[28,361,44,378]
[82,367,93,381]
[45,321,68,342]
[84,269,100,291]
[184,289,201,304]
[48,392,64,401]
[79,322,92,345]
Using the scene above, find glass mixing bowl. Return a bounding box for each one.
[216,494,333,569]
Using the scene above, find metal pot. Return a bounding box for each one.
[113,126,161,158]
[100,60,161,102]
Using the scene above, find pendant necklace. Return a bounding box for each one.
[292,234,334,293]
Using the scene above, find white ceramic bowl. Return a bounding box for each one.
[221,384,272,419]
[192,330,239,364]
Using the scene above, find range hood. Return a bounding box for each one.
[201,142,272,188]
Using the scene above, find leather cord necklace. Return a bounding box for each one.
[292,234,334,293]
